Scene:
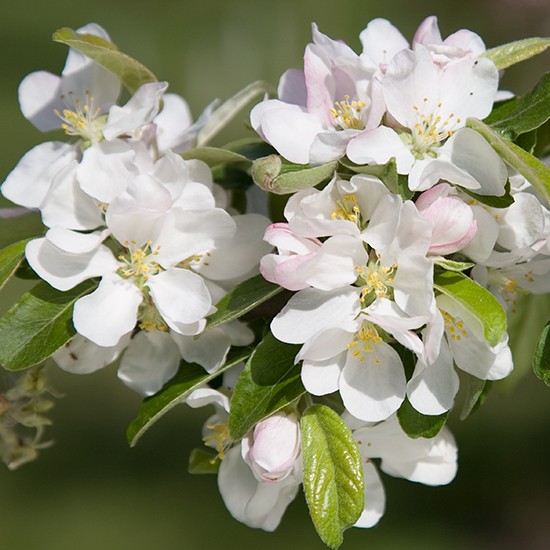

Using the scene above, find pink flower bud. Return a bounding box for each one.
[241,411,301,482]
[416,183,477,255]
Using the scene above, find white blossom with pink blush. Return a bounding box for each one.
[416,183,477,255]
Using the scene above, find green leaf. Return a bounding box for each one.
[434,270,507,347]
[181,146,250,167]
[206,274,283,330]
[461,179,515,208]
[229,332,303,440]
[0,279,97,371]
[0,238,31,292]
[397,398,448,438]
[467,117,550,207]
[52,27,157,94]
[188,448,220,474]
[301,405,364,549]
[434,258,475,273]
[252,157,338,194]
[533,319,550,386]
[485,73,550,138]
[196,81,276,146]
[459,374,491,420]
[127,346,251,447]
[222,137,277,160]
[485,37,550,70]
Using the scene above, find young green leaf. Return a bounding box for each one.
[0,238,31,292]
[229,332,303,440]
[485,37,550,70]
[52,27,157,94]
[206,274,283,330]
[434,258,475,273]
[127,346,252,447]
[434,270,507,347]
[0,279,97,371]
[196,81,276,146]
[467,117,550,207]
[252,157,338,194]
[301,405,364,549]
[188,448,220,475]
[459,374,491,420]
[397,398,448,438]
[533,319,550,386]
[484,72,550,138]
[181,146,250,167]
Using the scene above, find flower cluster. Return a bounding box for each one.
[1,15,550,548]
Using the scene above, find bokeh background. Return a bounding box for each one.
[1,0,550,548]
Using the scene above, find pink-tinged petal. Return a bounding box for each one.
[407,339,459,415]
[148,268,211,330]
[25,238,117,291]
[264,223,320,254]
[53,333,128,375]
[103,81,169,140]
[260,253,314,291]
[77,139,138,203]
[271,287,360,345]
[444,29,486,56]
[195,214,271,281]
[417,184,477,254]
[261,107,326,164]
[2,142,78,208]
[303,41,336,123]
[360,18,409,69]
[277,68,307,105]
[340,342,406,422]
[354,461,385,528]
[73,275,142,347]
[18,71,63,132]
[117,330,181,395]
[171,328,231,374]
[40,161,104,230]
[413,16,442,46]
[346,127,414,173]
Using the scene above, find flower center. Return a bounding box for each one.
[355,259,396,305]
[331,194,362,226]
[117,240,162,289]
[330,96,367,130]
[204,421,232,461]
[405,99,461,159]
[54,91,106,144]
[347,322,383,362]
[441,310,468,341]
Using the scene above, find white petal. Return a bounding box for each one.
[360,18,409,68]
[301,353,346,396]
[117,330,181,395]
[271,287,360,344]
[18,71,63,132]
[73,275,142,347]
[354,461,386,528]
[148,268,211,331]
[2,142,77,208]
[103,81,169,140]
[25,238,117,291]
[340,342,406,422]
[171,328,231,373]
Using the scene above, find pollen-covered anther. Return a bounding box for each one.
[441,310,468,341]
[203,421,232,462]
[348,323,383,362]
[331,194,361,225]
[330,95,367,130]
[54,91,105,143]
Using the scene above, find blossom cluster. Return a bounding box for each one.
[1,15,549,547]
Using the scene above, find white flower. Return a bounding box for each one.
[347,46,506,195]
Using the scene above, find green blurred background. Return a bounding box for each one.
[1,0,550,548]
